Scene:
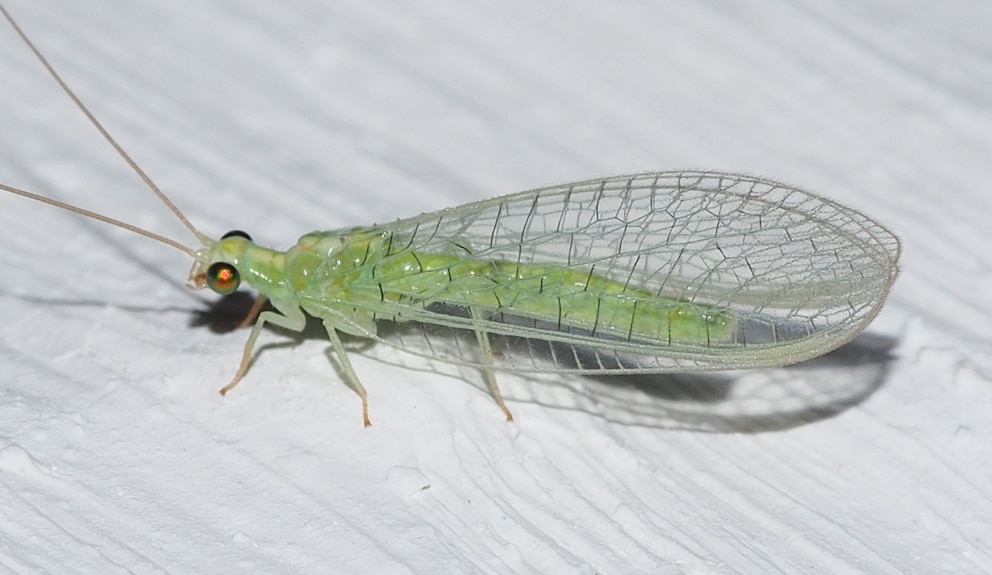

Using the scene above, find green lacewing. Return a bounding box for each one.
[0,3,900,426]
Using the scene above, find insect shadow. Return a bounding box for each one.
[512,332,898,433]
[375,316,898,432]
[190,291,263,334]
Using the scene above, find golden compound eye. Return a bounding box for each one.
[206,262,240,295]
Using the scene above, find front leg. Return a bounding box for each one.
[220,300,306,396]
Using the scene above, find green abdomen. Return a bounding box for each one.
[369,249,735,346]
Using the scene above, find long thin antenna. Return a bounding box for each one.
[0,182,196,255]
[0,2,212,246]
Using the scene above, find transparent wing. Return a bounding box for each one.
[303,171,900,374]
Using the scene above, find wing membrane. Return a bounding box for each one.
[302,171,900,373]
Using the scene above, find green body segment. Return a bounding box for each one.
[226,229,735,347]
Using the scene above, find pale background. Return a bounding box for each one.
[1,1,990,573]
